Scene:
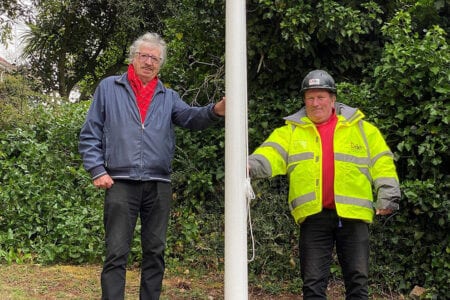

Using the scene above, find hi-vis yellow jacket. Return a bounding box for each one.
[249,103,400,224]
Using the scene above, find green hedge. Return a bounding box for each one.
[0,103,104,264]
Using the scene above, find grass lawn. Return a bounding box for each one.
[0,263,403,299]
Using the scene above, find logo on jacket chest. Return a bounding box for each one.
[349,141,365,153]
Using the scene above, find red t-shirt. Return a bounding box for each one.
[316,112,338,209]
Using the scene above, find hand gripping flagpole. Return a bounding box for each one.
[224,0,248,299]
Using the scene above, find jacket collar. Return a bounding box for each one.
[283,102,364,126]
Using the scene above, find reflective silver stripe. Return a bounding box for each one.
[286,152,315,174]
[358,166,372,182]
[287,164,295,174]
[358,120,371,165]
[288,152,314,164]
[261,141,288,163]
[374,177,398,187]
[371,151,393,166]
[289,192,316,211]
[335,153,370,165]
[335,195,373,209]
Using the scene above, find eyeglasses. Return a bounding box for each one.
[136,52,162,64]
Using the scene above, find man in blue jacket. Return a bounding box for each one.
[79,32,225,300]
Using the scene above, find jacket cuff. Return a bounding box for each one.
[210,103,224,120]
[375,198,400,211]
[89,165,108,180]
[248,155,272,178]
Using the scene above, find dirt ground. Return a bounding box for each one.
[0,264,403,299]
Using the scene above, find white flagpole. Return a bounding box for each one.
[224,0,248,299]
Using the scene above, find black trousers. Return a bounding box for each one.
[101,180,172,300]
[299,209,369,300]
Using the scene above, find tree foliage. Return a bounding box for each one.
[374,11,449,181]
[0,70,49,129]
[19,0,168,98]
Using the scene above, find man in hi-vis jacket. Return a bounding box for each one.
[248,70,400,299]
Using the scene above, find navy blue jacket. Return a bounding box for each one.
[79,73,221,182]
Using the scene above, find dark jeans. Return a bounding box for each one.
[101,180,172,300]
[299,209,369,300]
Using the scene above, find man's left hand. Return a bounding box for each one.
[376,209,393,215]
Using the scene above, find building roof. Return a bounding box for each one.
[0,56,16,72]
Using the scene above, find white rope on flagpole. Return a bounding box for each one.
[245,177,256,263]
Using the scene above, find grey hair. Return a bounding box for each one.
[129,32,167,66]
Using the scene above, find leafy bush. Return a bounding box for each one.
[0,102,104,264]
[336,12,449,298]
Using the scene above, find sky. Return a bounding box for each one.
[0,22,29,64]
[1,0,33,63]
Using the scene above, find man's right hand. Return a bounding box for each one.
[93,174,114,189]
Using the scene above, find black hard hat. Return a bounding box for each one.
[301,70,336,94]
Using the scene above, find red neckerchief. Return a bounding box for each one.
[127,64,158,124]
